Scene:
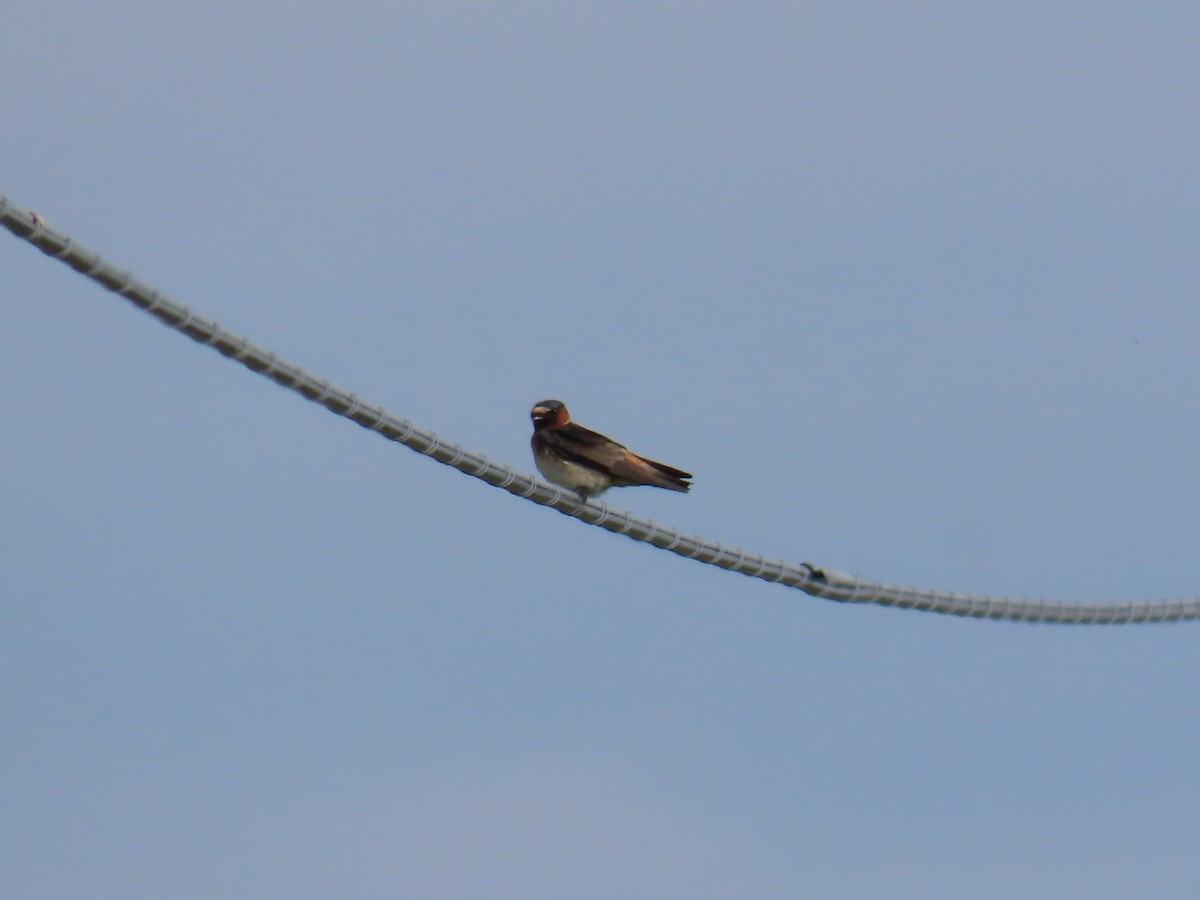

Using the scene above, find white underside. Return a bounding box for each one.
[534,449,613,496]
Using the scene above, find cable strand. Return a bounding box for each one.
[4,194,1196,625]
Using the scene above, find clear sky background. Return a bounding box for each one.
[3,3,1199,897]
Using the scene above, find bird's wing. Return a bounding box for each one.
[543,424,691,490]
[537,423,628,472]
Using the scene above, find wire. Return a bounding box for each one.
[3,194,1196,625]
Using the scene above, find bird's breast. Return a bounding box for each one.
[533,442,614,496]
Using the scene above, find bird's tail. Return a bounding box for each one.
[638,456,692,493]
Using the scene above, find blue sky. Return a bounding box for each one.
[3,3,1199,897]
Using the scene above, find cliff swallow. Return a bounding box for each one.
[530,399,692,501]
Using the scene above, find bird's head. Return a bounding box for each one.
[531,399,569,430]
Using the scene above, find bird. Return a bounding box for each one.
[529,399,692,501]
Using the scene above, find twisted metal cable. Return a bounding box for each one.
[3,194,1196,624]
